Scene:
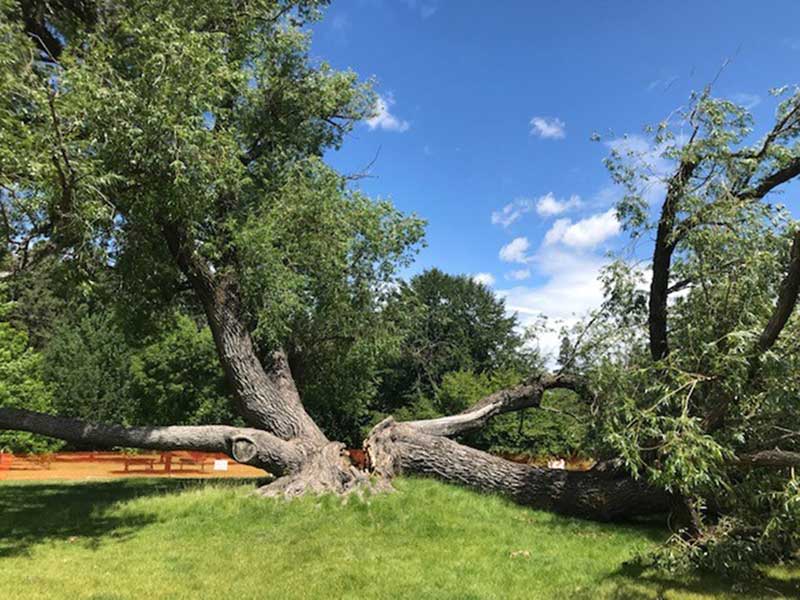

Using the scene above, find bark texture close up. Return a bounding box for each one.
[365,419,671,522]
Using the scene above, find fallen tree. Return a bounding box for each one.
[0,371,673,521]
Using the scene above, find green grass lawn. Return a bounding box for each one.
[0,477,797,599]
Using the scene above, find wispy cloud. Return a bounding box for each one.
[647,75,679,92]
[328,12,351,44]
[491,198,532,227]
[331,13,350,30]
[402,0,439,19]
[472,272,495,286]
[506,269,531,281]
[499,237,532,264]
[420,4,437,18]
[491,193,580,228]
[730,92,761,109]
[543,209,620,249]
[366,93,410,133]
[530,116,565,140]
[783,38,800,51]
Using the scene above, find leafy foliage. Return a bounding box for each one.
[0,0,424,444]
[575,86,800,572]
[0,289,59,453]
[43,308,136,425]
[128,314,236,426]
[376,269,536,411]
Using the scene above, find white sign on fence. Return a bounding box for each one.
[213,459,229,471]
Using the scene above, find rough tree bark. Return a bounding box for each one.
[160,222,326,445]
[648,154,698,361]
[366,419,671,521]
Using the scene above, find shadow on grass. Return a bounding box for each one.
[601,559,800,599]
[0,478,267,558]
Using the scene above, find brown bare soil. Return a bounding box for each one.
[0,451,264,482]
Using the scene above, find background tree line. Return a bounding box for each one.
[0,258,586,458]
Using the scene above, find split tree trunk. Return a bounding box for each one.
[160,221,326,445]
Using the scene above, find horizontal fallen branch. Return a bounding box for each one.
[0,407,303,475]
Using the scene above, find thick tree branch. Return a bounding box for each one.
[674,156,800,246]
[366,419,671,521]
[159,221,327,445]
[758,229,800,352]
[649,156,699,361]
[0,406,303,475]
[747,157,800,202]
[736,449,800,469]
[404,373,587,437]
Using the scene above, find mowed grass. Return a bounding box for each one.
[0,478,797,599]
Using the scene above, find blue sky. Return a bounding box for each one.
[311,0,800,355]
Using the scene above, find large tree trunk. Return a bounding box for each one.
[363,373,671,521]
[160,221,327,446]
[366,419,670,521]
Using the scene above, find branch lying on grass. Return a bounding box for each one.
[366,418,672,520]
[0,407,303,475]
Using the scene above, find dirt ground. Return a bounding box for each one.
[0,451,596,483]
[0,451,264,482]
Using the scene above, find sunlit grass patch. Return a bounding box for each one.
[0,477,797,599]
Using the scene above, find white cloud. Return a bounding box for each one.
[402,0,438,19]
[420,4,437,18]
[491,198,531,227]
[544,209,620,249]
[492,193,581,228]
[530,116,565,139]
[472,272,495,286]
[535,193,582,217]
[497,248,609,359]
[499,237,531,263]
[366,94,410,133]
[731,92,761,110]
[506,269,531,281]
[543,219,570,246]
